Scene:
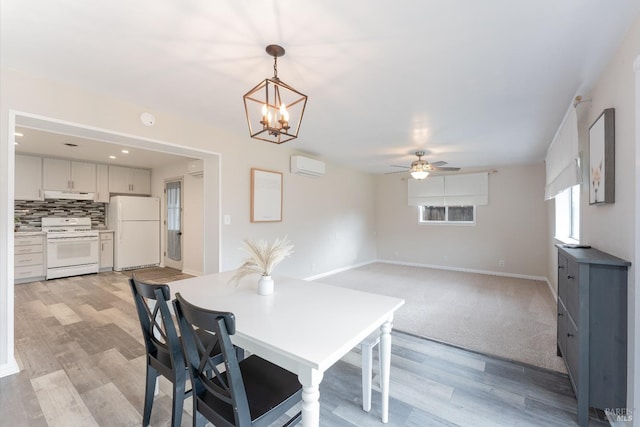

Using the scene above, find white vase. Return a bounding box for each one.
[258,275,274,295]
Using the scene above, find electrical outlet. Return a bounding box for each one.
[444,255,449,262]
[499,259,505,267]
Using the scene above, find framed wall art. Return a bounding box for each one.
[250,168,283,222]
[589,108,615,205]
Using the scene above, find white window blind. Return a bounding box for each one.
[408,172,488,207]
[544,106,581,200]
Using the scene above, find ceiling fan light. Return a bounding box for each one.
[411,170,429,180]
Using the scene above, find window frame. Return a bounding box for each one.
[555,184,580,243]
[418,205,477,225]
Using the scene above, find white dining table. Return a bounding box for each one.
[168,271,405,427]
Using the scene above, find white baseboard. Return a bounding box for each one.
[303,260,377,281]
[182,268,203,277]
[302,258,550,285]
[376,259,548,282]
[0,359,20,378]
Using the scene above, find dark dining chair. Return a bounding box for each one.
[129,277,224,427]
[173,292,303,427]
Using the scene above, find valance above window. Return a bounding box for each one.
[408,172,489,207]
[544,106,581,200]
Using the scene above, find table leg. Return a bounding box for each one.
[380,317,393,424]
[298,368,324,427]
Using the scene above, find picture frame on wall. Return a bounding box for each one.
[589,108,615,205]
[250,168,283,222]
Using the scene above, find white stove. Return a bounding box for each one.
[42,217,100,279]
[42,217,98,235]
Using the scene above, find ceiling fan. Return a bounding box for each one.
[387,151,460,179]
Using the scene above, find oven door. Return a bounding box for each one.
[47,235,100,269]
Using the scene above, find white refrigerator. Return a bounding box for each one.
[108,196,160,271]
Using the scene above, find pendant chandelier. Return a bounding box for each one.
[243,44,308,144]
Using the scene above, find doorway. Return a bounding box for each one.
[164,178,183,270]
[1,110,222,378]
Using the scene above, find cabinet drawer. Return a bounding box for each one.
[15,264,44,280]
[565,260,580,321]
[557,253,568,302]
[15,244,43,255]
[566,315,580,392]
[15,235,44,246]
[15,252,44,267]
[100,232,114,241]
[557,299,568,357]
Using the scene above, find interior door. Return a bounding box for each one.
[164,179,183,270]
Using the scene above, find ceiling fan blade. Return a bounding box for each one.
[384,170,408,175]
[389,165,409,168]
[429,166,460,171]
[429,161,447,167]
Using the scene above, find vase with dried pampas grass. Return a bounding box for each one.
[230,236,294,295]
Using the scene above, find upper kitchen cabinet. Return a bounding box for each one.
[15,154,43,200]
[95,164,110,203]
[42,158,96,193]
[108,165,151,195]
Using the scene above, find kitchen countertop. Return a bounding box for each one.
[14,230,45,236]
[15,229,114,235]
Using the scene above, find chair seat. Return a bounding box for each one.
[200,355,302,425]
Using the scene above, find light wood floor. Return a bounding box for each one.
[1,271,605,426]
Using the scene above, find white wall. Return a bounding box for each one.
[545,12,640,419]
[376,164,548,278]
[0,68,377,375]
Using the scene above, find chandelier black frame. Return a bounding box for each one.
[243,45,308,144]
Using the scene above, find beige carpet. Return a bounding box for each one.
[318,262,567,373]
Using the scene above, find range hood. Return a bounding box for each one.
[44,190,95,201]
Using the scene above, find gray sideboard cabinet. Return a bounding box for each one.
[556,245,630,427]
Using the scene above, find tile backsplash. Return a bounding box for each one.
[15,199,106,230]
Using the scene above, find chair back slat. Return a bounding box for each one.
[174,292,252,426]
[129,277,184,371]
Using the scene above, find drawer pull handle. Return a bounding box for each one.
[558,265,564,270]
[567,275,574,279]
[567,333,574,338]
[558,313,563,317]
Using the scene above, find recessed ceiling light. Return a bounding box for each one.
[14,132,23,137]
[109,155,116,159]
[121,149,129,154]
[64,143,78,147]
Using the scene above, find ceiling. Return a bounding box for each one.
[2,1,639,174]
[14,126,197,169]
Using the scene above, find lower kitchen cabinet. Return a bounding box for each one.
[14,233,46,284]
[556,245,630,426]
[99,231,114,272]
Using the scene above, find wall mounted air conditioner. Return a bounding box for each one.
[187,159,204,177]
[290,155,325,177]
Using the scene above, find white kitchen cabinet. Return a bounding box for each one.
[43,158,96,193]
[99,231,114,271]
[108,165,151,195]
[14,233,46,284]
[95,164,110,203]
[15,154,43,200]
